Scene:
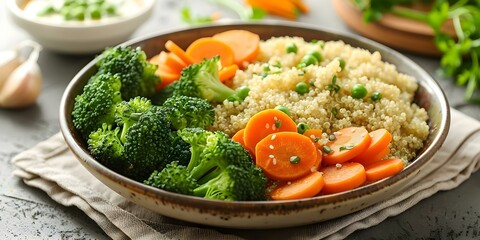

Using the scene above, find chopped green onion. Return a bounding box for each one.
[289,156,301,164]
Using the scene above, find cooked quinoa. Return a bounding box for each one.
[212,37,429,162]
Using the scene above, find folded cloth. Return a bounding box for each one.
[11,108,480,240]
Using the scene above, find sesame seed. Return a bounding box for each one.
[310,134,315,140]
[269,154,275,159]
[269,145,274,149]
[336,163,342,168]
[272,158,277,165]
[272,125,277,131]
[265,123,270,129]
[274,116,278,121]
[310,166,316,172]
[287,181,291,185]
[271,134,277,140]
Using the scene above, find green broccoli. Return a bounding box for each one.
[96,46,159,100]
[123,106,176,180]
[147,127,267,201]
[167,132,192,166]
[115,96,153,143]
[174,56,245,103]
[87,123,126,172]
[144,161,198,195]
[162,95,215,130]
[72,73,122,139]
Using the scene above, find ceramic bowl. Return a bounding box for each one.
[6,0,155,54]
[59,22,450,229]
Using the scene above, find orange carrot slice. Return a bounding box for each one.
[290,0,309,13]
[352,129,392,165]
[219,64,239,82]
[320,162,366,194]
[212,30,260,66]
[323,127,372,165]
[244,109,297,153]
[165,52,187,73]
[365,158,404,182]
[186,37,235,67]
[155,65,180,90]
[165,40,195,65]
[270,171,324,200]
[303,129,323,148]
[256,131,318,180]
[358,145,391,167]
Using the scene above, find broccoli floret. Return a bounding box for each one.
[96,46,159,100]
[144,161,198,195]
[173,56,236,103]
[162,95,215,130]
[115,96,152,142]
[87,123,126,172]
[167,132,192,166]
[72,73,122,139]
[193,164,266,201]
[123,106,175,180]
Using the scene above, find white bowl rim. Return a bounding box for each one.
[6,0,155,29]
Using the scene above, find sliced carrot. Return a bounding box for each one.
[365,158,404,182]
[270,171,324,200]
[219,64,239,82]
[244,109,297,153]
[165,52,187,73]
[256,132,318,180]
[356,145,390,167]
[165,40,195,65]
[212,30,260,66]
[186,37,235,67]
[352,129,392,165]
[323,127,372,166]
[155,65,180,90]
[320,162,366,194]
[303,129,323,148]
[232,128,255,159]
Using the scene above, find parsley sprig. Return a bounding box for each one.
[353,0,480,103]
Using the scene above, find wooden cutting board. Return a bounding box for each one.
[332,0,455,56]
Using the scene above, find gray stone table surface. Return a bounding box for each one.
[1,0,479,239]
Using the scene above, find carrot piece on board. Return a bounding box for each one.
[352,129,392,165]
[219,64,239,82]
[212,30,260,66]
[256,131,318,181]
[323,127,372,166]
[165,40,195,65]
[320,162,366,194]
[365,158,404,182]
[270,171,324,200]
[244,109,297,153]
[303,128,323,148]
[290,0,309,13]
[246,0,298,19]
[186,37,235,67]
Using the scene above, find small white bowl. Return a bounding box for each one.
[6,0,155,54]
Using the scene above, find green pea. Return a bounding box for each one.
[351,83,367,99]
[289,156,301,164]
[307,50,322,62]
[274,105,290,116]
[323,145,333,154]
[371,91,382,101]
[38,5,56,16]
[104,4,116,14]
[235,86,250,100]
[297,123,309,134]
[89,6,102,19]
[72,7,85,20]
[286,43,298,54]
[299,54,318,67]
[295,82,309,95]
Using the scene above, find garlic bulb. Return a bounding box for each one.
[0,40,42,109]
[0,50,22,90]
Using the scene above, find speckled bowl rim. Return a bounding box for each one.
[59,21,450,214]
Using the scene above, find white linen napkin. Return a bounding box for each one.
[11,108,480,240]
